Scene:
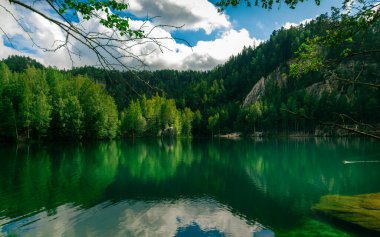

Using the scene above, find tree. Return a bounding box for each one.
[121,100,146,138]
[0,63,11,93]
[57,96,84,139]
[160,99,177,129]
[97,94,119,139]
[193,110,202,135]
[207,113,220,137]
[19,83,32,139]
[31,91,52,137]
[246,101,264,133]
[181,108,194,137]
[0,97,17,139]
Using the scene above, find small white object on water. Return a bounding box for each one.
[343,160,380,164]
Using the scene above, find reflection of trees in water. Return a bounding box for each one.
[55,142,120,205]
[186,138,380,230]
[229,138,380,219]
[0,139,201,219]
[0,142,120,218]
[119,139,199,183]
[240,139,380,201]
[0,138,379,234]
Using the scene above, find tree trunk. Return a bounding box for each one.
[14,119,18,141]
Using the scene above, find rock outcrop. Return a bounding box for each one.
[242,61,366,108]
[243,68,287,107]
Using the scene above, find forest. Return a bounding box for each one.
[0,11,379,140]
[0,63,197,140]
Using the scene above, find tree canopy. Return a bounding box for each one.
[0,63,119,140]
[290,0,380,78]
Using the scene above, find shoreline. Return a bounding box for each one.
[0,132,378,144]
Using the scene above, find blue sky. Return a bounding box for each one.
[172,0,342,45]
[0,0,344,70]
[221,0,342,38]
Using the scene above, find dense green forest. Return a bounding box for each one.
[1,12,379,140]
[71,13,380,136]
[0,64,119,140]
[0,63,196,140]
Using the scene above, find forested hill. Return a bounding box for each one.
[1,13,380,138]
[70,13,380,136]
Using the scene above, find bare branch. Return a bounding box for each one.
[281,108,380,140]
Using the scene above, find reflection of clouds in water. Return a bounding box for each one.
[1,199,263,237]
[1,204,83,237]
[118,199,262,237]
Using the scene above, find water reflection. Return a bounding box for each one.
[119,139,198,183]
[0,138,379,237]
[0,142,120,218]
[1,199,262,237]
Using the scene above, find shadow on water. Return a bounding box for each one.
[0,138,379,236]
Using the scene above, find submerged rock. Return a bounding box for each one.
[313,193,380,232]
[279,218,352,237]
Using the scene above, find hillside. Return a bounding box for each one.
[1,13,380,138]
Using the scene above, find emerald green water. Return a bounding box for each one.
[0,138,379,237]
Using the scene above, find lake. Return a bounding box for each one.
[0,138,379,237]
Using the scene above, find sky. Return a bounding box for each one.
[0,0,342,71]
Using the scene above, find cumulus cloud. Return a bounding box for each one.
[141,28,261,70]
[127,0,231,34]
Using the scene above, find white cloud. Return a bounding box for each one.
[127,0,231,34]
[141,28,261,70]
[282,22,298,29]
[282,18,313,29]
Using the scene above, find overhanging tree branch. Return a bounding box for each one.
[281,108,380,140]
